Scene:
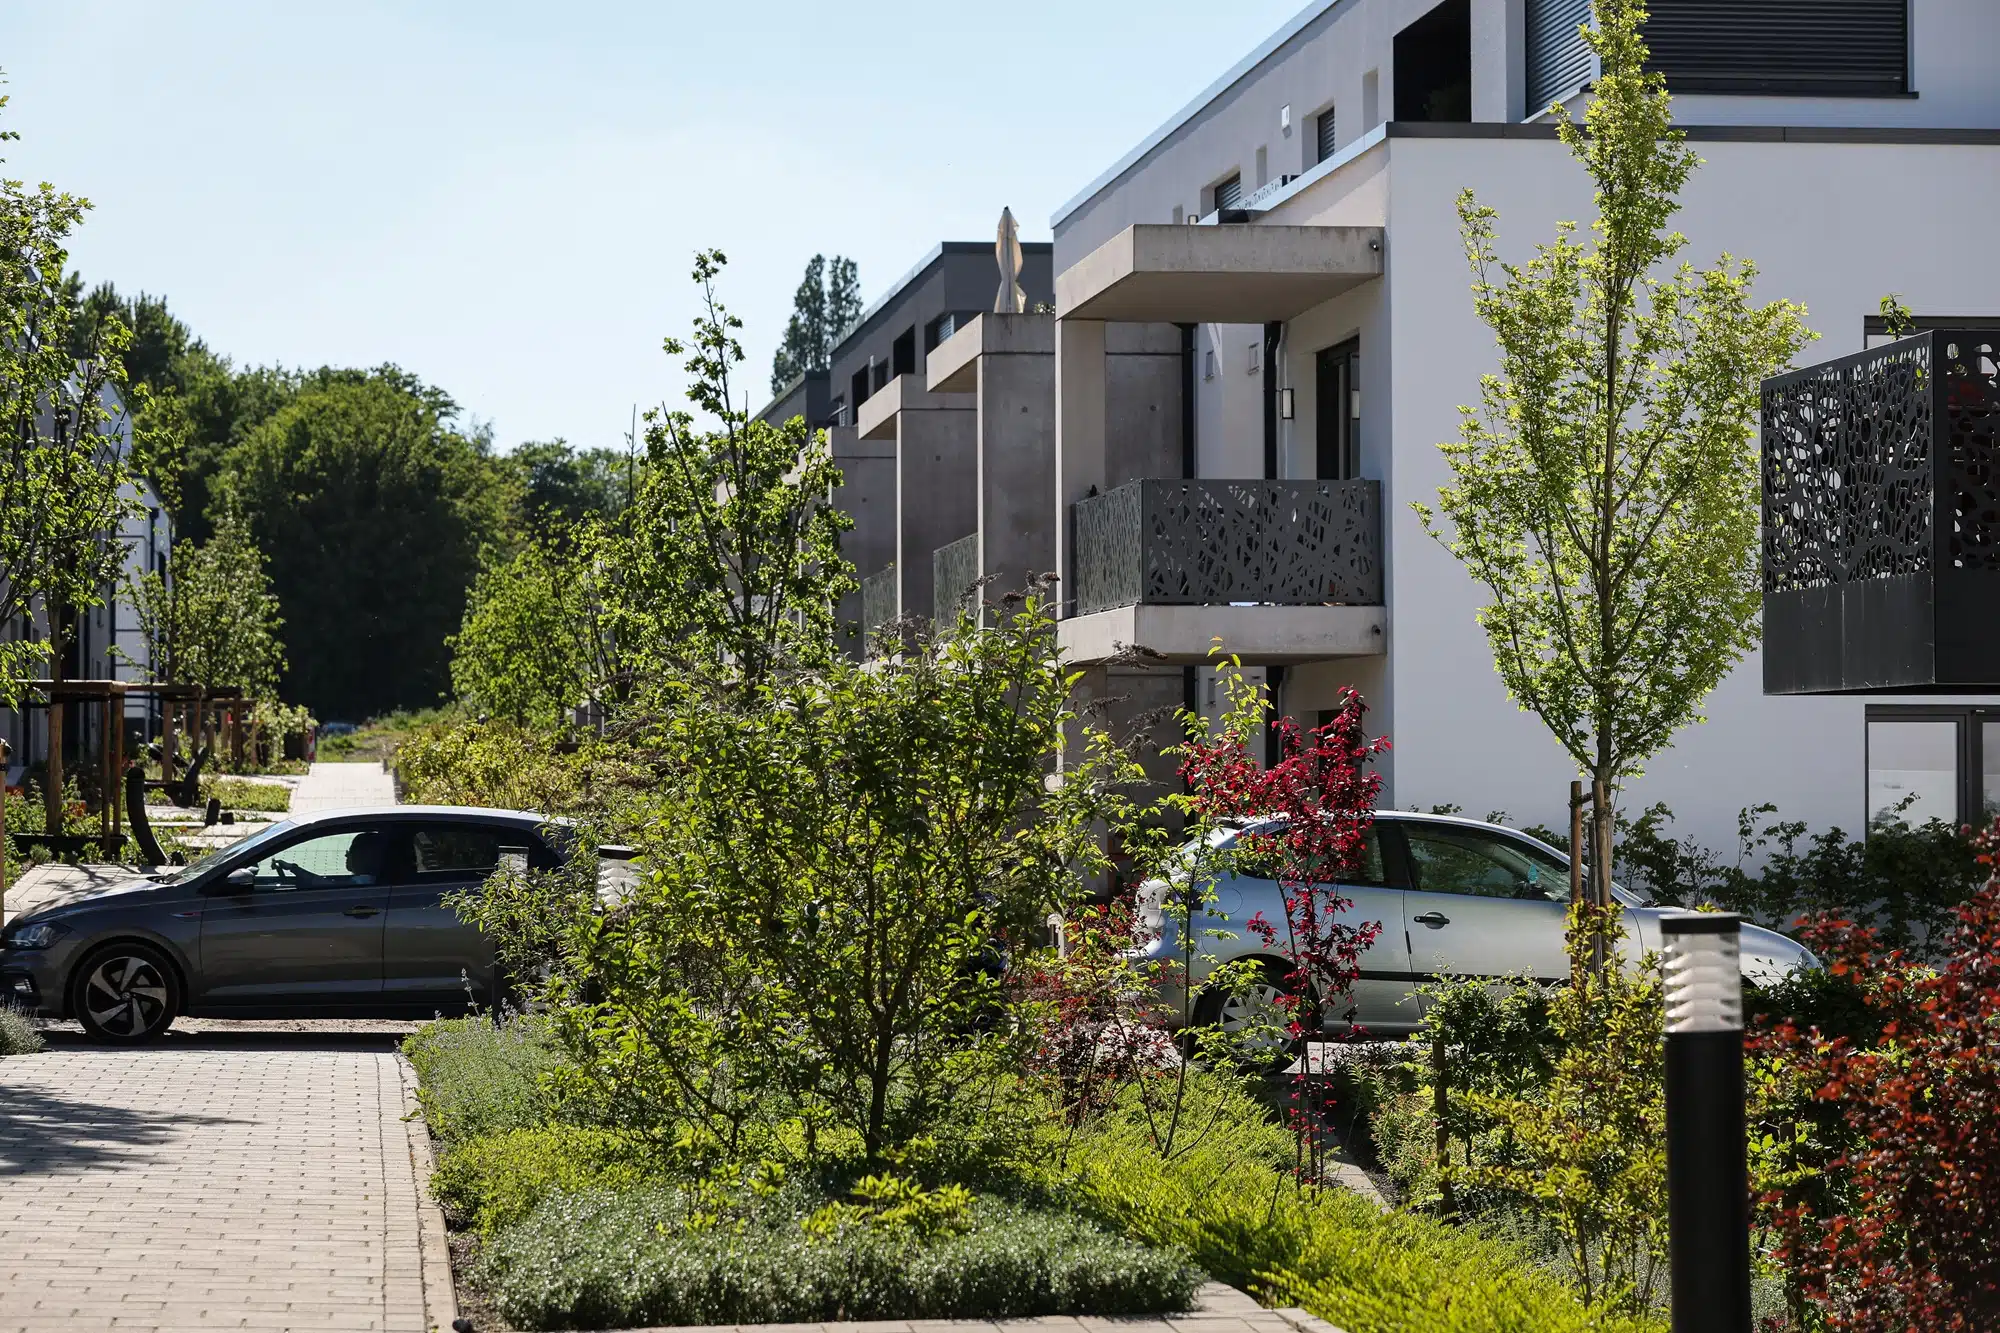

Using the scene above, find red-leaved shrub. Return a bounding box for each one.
[1752,823,2000,1330]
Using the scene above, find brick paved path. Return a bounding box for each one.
[0,1039,435,1333]
[291,763,398,814]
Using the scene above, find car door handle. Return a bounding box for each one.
[344,906,381,919]
[1412,912,1451,927]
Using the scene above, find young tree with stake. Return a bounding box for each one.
[1415,0,1812,912]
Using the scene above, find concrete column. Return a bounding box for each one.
[1472,0,1527,123]
[975,315,1057,616]
[1105,322,1183,486]
[1055,318,1107,618]
[829,424,896,658]
[895,395,977,626]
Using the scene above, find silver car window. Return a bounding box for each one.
[1404,825,1562,901]
[1231,825,1389,885]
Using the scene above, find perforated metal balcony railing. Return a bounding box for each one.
[1761,328,2000,693]
[933,533,979,624]
[1069,478,1383,617]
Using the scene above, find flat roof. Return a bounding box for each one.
[1050,0,1345,230]
[836,239,1052,356]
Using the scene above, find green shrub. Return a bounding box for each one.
[476,1184,1203,1330]
[1046,1073,1663,1333]
[403,1016,567,1148]
[0,1005,42,1056]
[432,1125,658,1235]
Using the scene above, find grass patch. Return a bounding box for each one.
[204,778,292,813]
[0,1005,42,1056]
[476,1183,1203,1330]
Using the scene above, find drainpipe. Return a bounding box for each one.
[1180,321,1199,747]
[1179,323,1197,479]
[1263,322,1283,479]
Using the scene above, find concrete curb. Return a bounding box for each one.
[582,1284,1351,1333]
[398,1054,461,1333]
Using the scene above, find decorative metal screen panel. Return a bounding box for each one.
[1763,336,1934,593]
[861,564,897,657]
[933,533,979,623]
[1071,479,1382,616]
[1762,330,2000,694]
[1941,333,2000,570]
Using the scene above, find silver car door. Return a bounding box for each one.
[1215,824,1415,1035]
[1399,822,1570,993]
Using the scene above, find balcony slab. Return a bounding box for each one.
[855,373,974,440]
[1056,224,1383,323]
[1058,603,1385,666]
[927,312,1054,393]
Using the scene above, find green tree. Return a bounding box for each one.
[536,602,1110,1165]
[450,527,615,728]
[214,370,512,720]
[616,251,854,689]
[506,438,634,540]
[1415,0,1813,894]
[128,525,287,697]
[0,83,166,830]
[768,253,860,396]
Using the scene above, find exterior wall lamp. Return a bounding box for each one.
[1279,387,1294,420]
[1661,911,1751,1333]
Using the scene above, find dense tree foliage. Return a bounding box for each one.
[769,253,860,396]
[128,525,287,697]
[215,370,514,720]
[451,528,615,728]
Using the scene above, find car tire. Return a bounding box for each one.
[1192,956,1308,1074]
[71,943,181,1044]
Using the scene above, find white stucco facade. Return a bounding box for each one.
[1042,0,2000,852]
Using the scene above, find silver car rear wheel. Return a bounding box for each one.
[73,945,179,1044]
[1196,959,1305,1073]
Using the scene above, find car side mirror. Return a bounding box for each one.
[209,866,257,895]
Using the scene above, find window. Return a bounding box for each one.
[1403,825,1564,901]
[1863,314,2000,349]
[1315,340,1361,480]
[1315,108,1338,164]
[1865,706,2000,830]
[1233,826,1389,886]
[892,327,916,377]
[240,827,394,891]
[1213,174,1243,212]
[412,826,503,878]
[1642,0,1908,97]
[850,367,870,411]
[1393,0,1471,122]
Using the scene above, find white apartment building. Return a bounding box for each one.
[1010,0,2000,852]
[1,383,174,783]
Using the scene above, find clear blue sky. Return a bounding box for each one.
[4,1,1301,452]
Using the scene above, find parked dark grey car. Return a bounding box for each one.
[0,806,562,1042]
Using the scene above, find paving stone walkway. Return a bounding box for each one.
[0,1038,442,1333]
[291,762,398,814]
[608,1285,1350,1333]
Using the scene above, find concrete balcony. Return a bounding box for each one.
[1055,223,1382,323]
[1060,478,1385,665]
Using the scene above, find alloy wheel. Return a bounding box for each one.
[81,953,172,1040]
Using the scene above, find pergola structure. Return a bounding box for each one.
[11,680,248,862]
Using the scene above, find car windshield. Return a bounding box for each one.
[154,819,299,884]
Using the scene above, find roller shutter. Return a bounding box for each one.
[1527,0,1594,112]
[1643,0,1908,96]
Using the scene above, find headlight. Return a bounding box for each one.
[2,922,68,950]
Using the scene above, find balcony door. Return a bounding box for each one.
[1315,340,1360,480]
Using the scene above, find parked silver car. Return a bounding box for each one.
[1136,810,1815,1039]
[0,806,562,1043]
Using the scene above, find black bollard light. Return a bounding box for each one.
[1661,911,1752,1333]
